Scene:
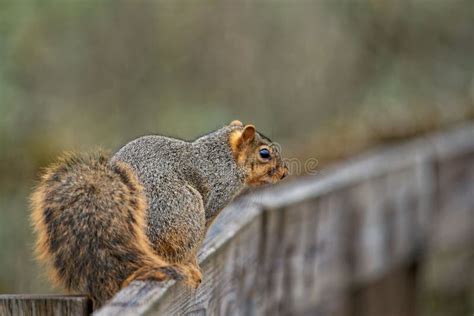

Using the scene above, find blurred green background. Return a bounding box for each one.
[0,0,473,295]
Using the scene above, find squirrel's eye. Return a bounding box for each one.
[259,148,270,160]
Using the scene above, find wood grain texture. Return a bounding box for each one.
[89,123,474,316]
[417,126,474,316]
[0,295,91,316]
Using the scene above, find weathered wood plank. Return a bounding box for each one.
[0,295,91,316]
[418,133,474,316]
[297,194,352,316]
[145,214,264,315]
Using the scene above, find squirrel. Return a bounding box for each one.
[31,120,287,308]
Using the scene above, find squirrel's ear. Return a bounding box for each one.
[242,125,256,143]
[230,120,243,127]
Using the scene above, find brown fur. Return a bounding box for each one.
[31,152,200,308]
[30,121,285,309]
[229,124,288,185]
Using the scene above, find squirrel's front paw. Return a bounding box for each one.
[177,264,202,289]
[188,265,202,289]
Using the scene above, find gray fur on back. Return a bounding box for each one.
[110,125,246,262]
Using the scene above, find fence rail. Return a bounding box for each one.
[1,123,473,316]
[0,295,91,316]
[97,123,473,316]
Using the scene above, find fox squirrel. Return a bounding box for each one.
[31,120,287,308]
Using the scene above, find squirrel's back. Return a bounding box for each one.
[31,152,194,307]
[30,121,287,308]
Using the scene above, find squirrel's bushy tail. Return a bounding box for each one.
[31,152,198,308]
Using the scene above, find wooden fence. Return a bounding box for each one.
[1,123,473,316]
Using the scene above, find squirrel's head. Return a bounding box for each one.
[228,120,288,186]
